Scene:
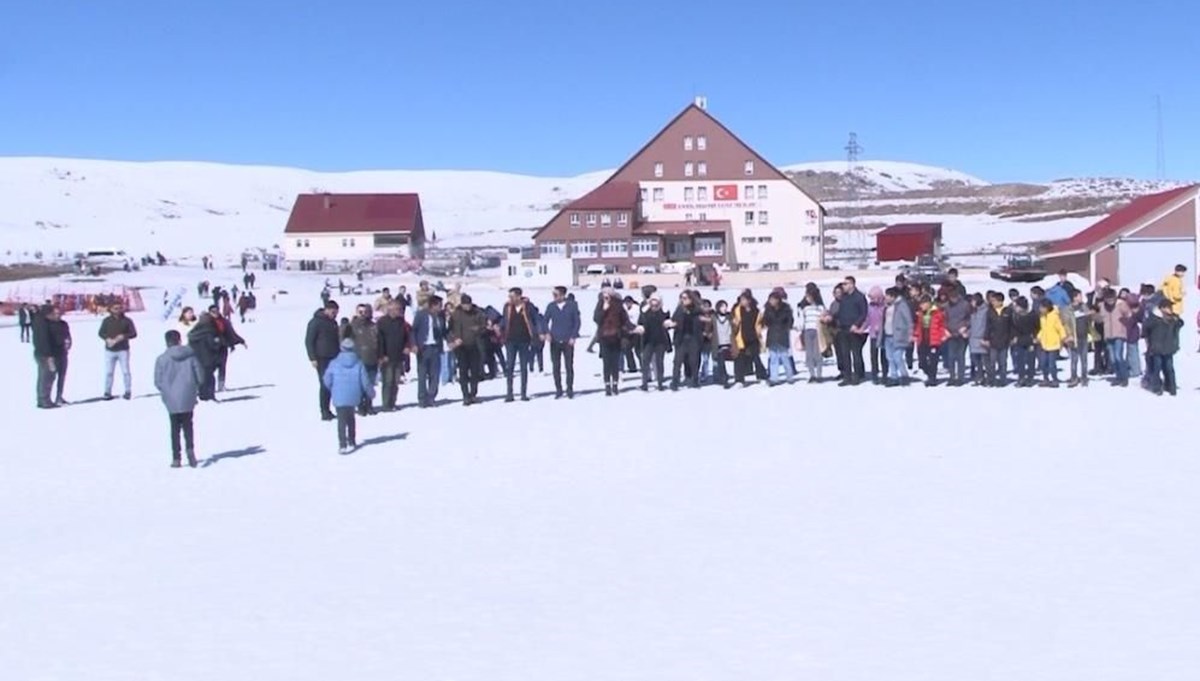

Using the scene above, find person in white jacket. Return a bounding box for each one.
[175,306,197,339]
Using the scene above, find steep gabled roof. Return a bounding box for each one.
[1045,185,1197,255]
[284,193,422,234]
[602,103,827,213]
[562,181,639,211]
[877,222,942,236]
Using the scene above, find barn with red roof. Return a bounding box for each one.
[1041,185,1199,287]
[283,193,426,270]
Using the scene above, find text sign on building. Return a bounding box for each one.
[662,201,758,211]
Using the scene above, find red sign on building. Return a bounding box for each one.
[713,185,738,201]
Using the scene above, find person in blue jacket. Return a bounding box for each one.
[322,338,375,454]
[540,285,581,399]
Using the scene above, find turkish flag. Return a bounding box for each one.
[714,184,738,201]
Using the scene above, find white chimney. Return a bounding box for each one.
[694,95,707,110]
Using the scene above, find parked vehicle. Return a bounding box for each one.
[901,255,947,285]
[990,255,1049,283]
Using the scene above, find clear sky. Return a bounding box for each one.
[2,0,1197,182]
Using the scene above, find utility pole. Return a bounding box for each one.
[844,132,865,265]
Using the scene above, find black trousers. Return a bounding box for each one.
[835,330,866,382]
[869,337,888,380]
[415,346,441,405]
[316,357,333,416]
[599,337,623,385]
[380,360,403,410]
[199,360,218,402]
[623,338,640,372]
[733,351,758,384]
[504,341,532,398]
[54,354,68,401]
[216,349,229,386]
[20,324,32,342]
[672,337,700,388]
[169,411,195,457]
[987,347,1009,385]
[640,345,667,387]
[455,343,483,400]
[549,340,575,395]
[918,344,941,381]
[335,407,356,448]
[36,357,57,407]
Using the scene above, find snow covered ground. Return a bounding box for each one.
[3,266,1199,680]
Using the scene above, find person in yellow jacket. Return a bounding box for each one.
[1036,299,1068,386]
[1160,264,1187,316]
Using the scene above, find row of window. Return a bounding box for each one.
[739,236,774,244]
[540,239,662,258]
[293,238,359,248]
[743,211,770,225]
[653,160,755,178]
[683,135,708,151]
[568,211,630,228]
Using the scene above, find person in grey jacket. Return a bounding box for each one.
[154,330,204,468]
[967,293,989,385]
[882,288,914,386]
[942,289,972,385]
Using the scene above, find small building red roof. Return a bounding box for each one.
[284,193,422,234]
[636,220,732,236]
[564,182,640,210]
[877,222,942,237]
[1045,186,1196,255]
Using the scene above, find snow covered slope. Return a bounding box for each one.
[785,160,989,193]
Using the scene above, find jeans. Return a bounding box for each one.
[1126,339,1142,378]
[1147,354,1177,393]
[315,357,333,417]
[527,340,545,374]
[988,347,1009,385]
[169,411,195,458]
[1040,350,1059,382]
[641,345,667,388]
[712,346,729,385]
[504,341,533,398]
[869,337,888,381]
[599,337,623,387]
[549,340,575,395]
[216,348,229,388]
[104,349,132,397]
[1106,338,1128,381]
[335,407,357,449]
[970,352,985,382]
[766,347,795,384]
[380,360,402,410]
[415,346,441,406]
[1013,345,1035,383]
[360,366,378,412]
[1069,344,1089,381]
[672,337,701,388]
[884,336,909,380]
[802,329,823,379]
[699,350,712,382]
[943,337,967,383]
[455,343,483,401]
[440,351,456,385]
[36,356,57,407]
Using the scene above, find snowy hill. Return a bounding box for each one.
[0,156,1189,263]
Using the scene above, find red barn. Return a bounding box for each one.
[875,223,942,262]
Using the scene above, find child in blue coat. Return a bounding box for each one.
[323,338,375,453]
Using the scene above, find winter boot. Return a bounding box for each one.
[186,450,198,468]
[171,453,182,468]
[217,380,226,393]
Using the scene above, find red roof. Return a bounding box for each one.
[284,193,423,234]
[877,222,942,236]
[564,181,639,210]
[636,220,732,236]
[1046,185,1196,255]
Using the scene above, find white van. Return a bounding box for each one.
[83,249,132,269]
[584,264,615,275]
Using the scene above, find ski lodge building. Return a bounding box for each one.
[282,193,426,270]
[532,99,826,274]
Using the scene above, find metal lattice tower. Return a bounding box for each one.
[844,132,865,264]
[1156,96,1167,180]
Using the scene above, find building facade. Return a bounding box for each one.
[875,223,942,262]
[283,193,426,270]
[1041,185,1198,287]
[533,100,825,273]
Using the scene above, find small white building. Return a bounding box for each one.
[283,193,426,270]
[501,252,577,289]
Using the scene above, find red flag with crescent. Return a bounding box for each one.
[713,185,738,201]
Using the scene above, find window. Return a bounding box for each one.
[652,188,664,202]
[758,211,769,225]
[295,239,302,248]
[540,241,567,258]
[668,240,692,257]
[601,240,628,256]
[617,212,629,226]
[507,265,517,276]
[757,184,768,199]
[539,265,548,275]
[570,212,580,227]
[632,238,659,257]
[350,238,355,247]
[684,213,694,221]
[744,185,755,200]
[586,213,597,227]
[374,233,409,247]
[697,187,708,201]
[697,135,707,150]
[341,238,348,247]
[653,162,664,178]
[744,211,755,226]
[684,187,695,202]
[640,188,648,203]
[303,239,310,247]
[740,236,756,244]
[684,136,694,151]
[698,162,707,177]
[744,160,755,176]
[684,162,694,177]
[698,212,707,221]
[803,235,820,245]
[600,213,612,227]
[571,241,598,258]
[694,236,723,256]
[757,236,773,243]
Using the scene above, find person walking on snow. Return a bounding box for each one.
[305,300,341,421]
[323,338,375,454]
[350,304,381,415]
[759,289,795,386]
[540,285,581,399]
[18,304,33,343]
[154,330,204,468]
[99,302,138,400]
[409,296,446,408]
[500,287,538,402]
[31,305,60,408]
[447,294,487,406]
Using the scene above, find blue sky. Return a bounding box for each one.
[2,0,1197,181]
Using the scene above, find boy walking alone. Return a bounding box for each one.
[154,330,204,468]
[323,338,375,454]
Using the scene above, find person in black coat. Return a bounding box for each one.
[305,300,341,420]
[833,277,869,385]
[31,305,60,408]
[18,304,33,343]
[377,299,413,411]
[1008,297,1041,387]
[635,295,672,390]
[46,310,72,404]
[669,291,703,390]
[983,291,1013,386]
[187,313,223,402]
[760,291,795,385]
[209,305,246,392]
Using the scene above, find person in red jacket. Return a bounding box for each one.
[913,295,949,386]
